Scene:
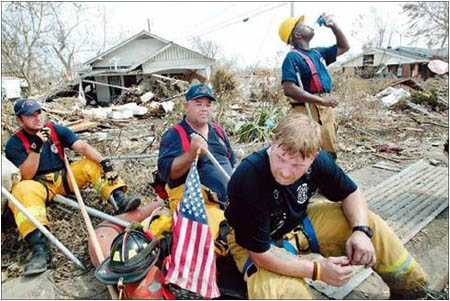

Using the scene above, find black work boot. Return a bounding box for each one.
[23,229,52,276]
[109,189,141,214]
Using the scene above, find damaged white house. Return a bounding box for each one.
[79,30,215,105]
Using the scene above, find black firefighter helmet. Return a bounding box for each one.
[95,230,160,285]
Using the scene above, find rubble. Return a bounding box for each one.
[1,72,448,293]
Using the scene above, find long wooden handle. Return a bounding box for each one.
[63,155,119,300]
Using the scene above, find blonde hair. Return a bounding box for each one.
[273,113,322,158]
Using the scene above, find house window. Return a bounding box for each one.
[363,54,374,66]
[108,76,122,99]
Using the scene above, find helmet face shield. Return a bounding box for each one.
[95,230,160,285]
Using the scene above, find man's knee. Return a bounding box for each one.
[247,268,314,299]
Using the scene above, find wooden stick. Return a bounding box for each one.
[63,155,118,299]
[373,153,401,163]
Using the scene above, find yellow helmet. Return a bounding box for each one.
[278,15,305,44]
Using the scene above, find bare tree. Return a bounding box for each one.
[47,2,87,81]
[2,2,132,94]
[1,2,52,94]
[190,37,221,59]
[351,7,399,50]
[402,2,449,48]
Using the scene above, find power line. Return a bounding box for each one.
[187,2,288,41]
[186,2,273,39]
[184,3,238,33]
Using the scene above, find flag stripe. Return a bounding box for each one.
[189,224,208,292]
[165,160,220,299]
[185,222,203,290]
[177,220,195,287]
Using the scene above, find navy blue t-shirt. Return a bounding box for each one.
[158,119,236,207]
[281,45,337,93]
[225,149,357,253]
[5,123,79,175]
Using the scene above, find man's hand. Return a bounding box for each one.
[345,231,376,268]
[319,95,339,108]
[30,127,51,153]
[321,13,336,29]
[100,158,119,185]
[189,134,208,156]
[320,257,354,286]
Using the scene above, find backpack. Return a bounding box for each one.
[15,122,64,161]
[151,123,231,200]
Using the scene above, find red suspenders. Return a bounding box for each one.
[172,123,229,158]
[15,122,65,161]
[291,48,324,93]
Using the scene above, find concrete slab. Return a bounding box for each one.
[1,270,55,299]
[345,163,449,299]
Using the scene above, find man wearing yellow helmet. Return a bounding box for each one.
[280,13,349,160]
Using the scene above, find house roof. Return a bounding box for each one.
[340,46,448,67]
[83,30,214,68]
[84,30,170,65]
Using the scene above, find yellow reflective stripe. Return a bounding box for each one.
[94,178,108,194]
[16,206,46,227]
[378,249,409,273]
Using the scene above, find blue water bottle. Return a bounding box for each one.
[317,16,325,26]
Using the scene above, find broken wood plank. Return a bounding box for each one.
[422,121,449,128]
[150,73,188,84]
[405,100,440,119]
[400,127,424,132]
[43,108,72,115]
[374,153,402,163]
[68,121,98,133]
[82,79,130,91]
[372,162,402,172]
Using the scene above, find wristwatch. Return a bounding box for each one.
[352,226,373,238]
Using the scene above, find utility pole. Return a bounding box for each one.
[290,2,295,17]
[147,18,151,32]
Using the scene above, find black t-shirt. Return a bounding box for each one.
[225,149,357,253]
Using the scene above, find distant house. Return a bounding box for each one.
[340,46,448,79]
[79,30,214,105]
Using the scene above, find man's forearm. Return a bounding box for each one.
[332,25,350,55]
[71,140,103,163]
[342,190,369,227]
[19,151,41,180]
[249,246,314,278]
[284,83,324,105]
[170,151,196,180]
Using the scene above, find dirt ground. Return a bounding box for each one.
[1,75,448,298]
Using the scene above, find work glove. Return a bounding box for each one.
[30,127,51,153]
[100,158,119,185]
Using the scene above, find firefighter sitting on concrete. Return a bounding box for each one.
[5,99,141,276]
[157,83,236,255]
[224,113,428,299]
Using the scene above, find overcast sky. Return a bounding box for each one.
[92,2,412,68]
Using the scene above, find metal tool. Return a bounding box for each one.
[1,186,85,270]
[295,65,313,119]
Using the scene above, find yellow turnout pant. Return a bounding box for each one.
[292,103,338,154]
[9,158,126,238]
[228,201,427,299]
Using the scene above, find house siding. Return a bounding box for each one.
[93,38,165,69]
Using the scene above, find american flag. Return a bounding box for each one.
[164,158,220,299]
